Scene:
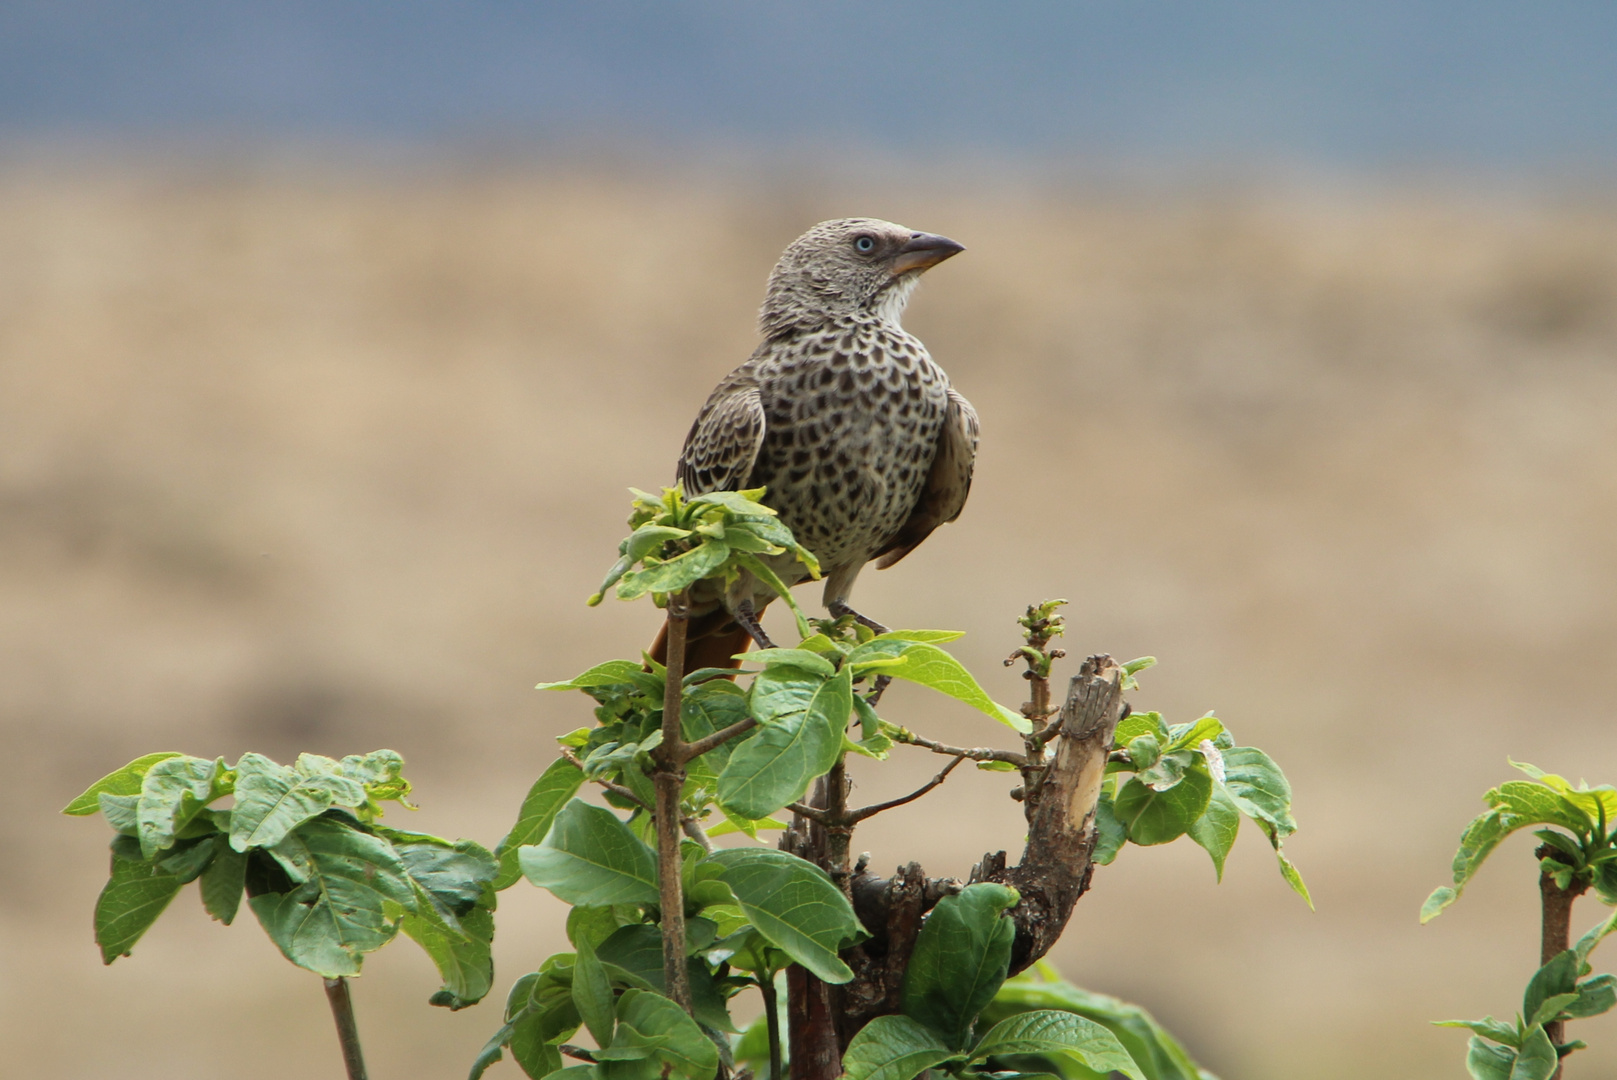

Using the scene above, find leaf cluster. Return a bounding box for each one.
[1435,913,1617,1080]
[65,749,499,1005]
[589,486,821,636]
[836,884,1147,1080]
[473,797,865,1079]
[1091,709,1310,907]
[1423,760,1617,922]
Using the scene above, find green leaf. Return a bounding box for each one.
[590,524,694,604]
[467,1020,514,1080]
[229,752,366,853]
[1491,781,1590,834]
[841,1014,959,1080]
[1164,715,1225,753]
[1524,950,1580,1027]
[1113,711,1169,748]
[574,933,618,1048]
[406,889,496,1009]
[1433,1017,1521,1047]
[494,758,587,890]
[706,848,861,984]
[971,1009,1144,1080]
[595,924,737,1032]
[199,836,247,924]
[63,752,183,815]
[136,755,230,858]
[95,853,184,963]
[599,989,719,1080]
[903,882,1020,1048]
[520,799,661,906]
[1221,747,1296,836]
[1258,819,1313,909]
[1464,1036,1517,1080]
[983,964,1210,1080]
[248,816,415,977]
[1092,788,1125,867]
[718,668,850,820]
[682,680,754,775]
[846,640,1029,732]
[748,649,838,677]
[1566,973,1617,1019]
[1112,767,1213,846]
[1508,1024,1558,1080]
[538,660,647,692]
[872,629,966,644]
[1186,783,1240,881]
[617,540,731,600]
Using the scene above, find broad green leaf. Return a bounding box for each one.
[971,1009,1144,1080]
[617,540,731,600]
[136,755,230,858]
[1433,1017,1521,1047]
[590,525,694,604]
[1574,910,1617,965]
[718,668,850,820]
[1566,973,1617,1019]
[748,649,837,677]
[1529,992,1581,1028]
[467,1020,514,1080]
[1186,784,1240,881]
[1222,747,1295,835]
[199,836,247,924]
[1511,761,1617,827]
[520,799,660,906]
[682,680,754,775]
[1463,1035,1517,1080]
[538,660,646,692]
[599,989,719,1080]
[1524,950,1579,1027]
[249,817,415,977]
[95,853,184,962]
[567,905,623,951]
[393,835,499,928]
[1508,1024,1558,1080]
[1112,767,1213,846]
[707,810,787,839]
[509,1033,565,1080]
[595,924,736,1032]
[573,933,617,1047]
[97,793,139,836]
[1490,781,1589,834]
[63,752,182,815]
[903,882,1019,1048]
[229,753,366,853]
[841,1014,958,1080]
[872,629,966,644]
[1113,711,1169,747]
[1164,715,1225,753]
[1124,735,1161,771]
[155,835,218,883]
[494,758,586,889]
[406,887,495,1009]
[983,964,1209,1080]
[707,848,861,984]
[846,641,1028,732]
[1257,819,1314,909]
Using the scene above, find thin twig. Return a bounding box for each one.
[848,756,965,823]
[651,595,694,1012]
[323,977,369,1080]
[760,973,783,1080]
[680,716,758,762]
[786,801,833,825]
[888,728,1026,767]
[559,748,652,811]
[559,1045,599,1063]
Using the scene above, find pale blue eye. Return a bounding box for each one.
[854,236,876,253]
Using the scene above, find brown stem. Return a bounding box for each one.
[1538,850,1590,1074]
[559,749,652,810]
[888,729,1026,767]
[847,756,964,823]
[680,716,758,762]
[323,977,368,1080]
[760,973,784,1080]
[652,597,694,1012]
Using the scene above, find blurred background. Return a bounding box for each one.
[5,3,1617,1078]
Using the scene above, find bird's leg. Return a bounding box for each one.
[733,599,777,651]
[827,600,889,636]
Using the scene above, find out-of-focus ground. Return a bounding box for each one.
[4,159,1617,1079]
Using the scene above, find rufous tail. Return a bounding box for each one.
[648,610,754,677]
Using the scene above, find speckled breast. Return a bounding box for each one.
[746,322,949,571]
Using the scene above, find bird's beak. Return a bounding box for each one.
[891,232,965,275]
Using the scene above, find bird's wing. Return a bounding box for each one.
[875,387,980,569]
[676,379,767,496]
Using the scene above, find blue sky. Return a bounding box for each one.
[3,2,1615,171]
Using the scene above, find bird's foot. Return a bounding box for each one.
[828,601,890,636]
[865,674,893,707]
[734,601,777,650]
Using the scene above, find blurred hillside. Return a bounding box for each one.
[4,160,1617,1079]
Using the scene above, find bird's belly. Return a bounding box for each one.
[749,389,946,570]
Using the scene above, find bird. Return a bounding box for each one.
[649,218,978,674]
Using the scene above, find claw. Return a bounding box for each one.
[828,600,889,636]
[735,599,777,650]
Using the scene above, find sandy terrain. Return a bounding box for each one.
[3,158,1616,1078]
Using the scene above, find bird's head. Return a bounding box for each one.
[758,218,964,338]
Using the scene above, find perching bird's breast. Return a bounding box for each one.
[746,324,949,571]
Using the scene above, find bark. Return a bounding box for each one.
[782,654,1127,1080]
[1537,849,1590,1079]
